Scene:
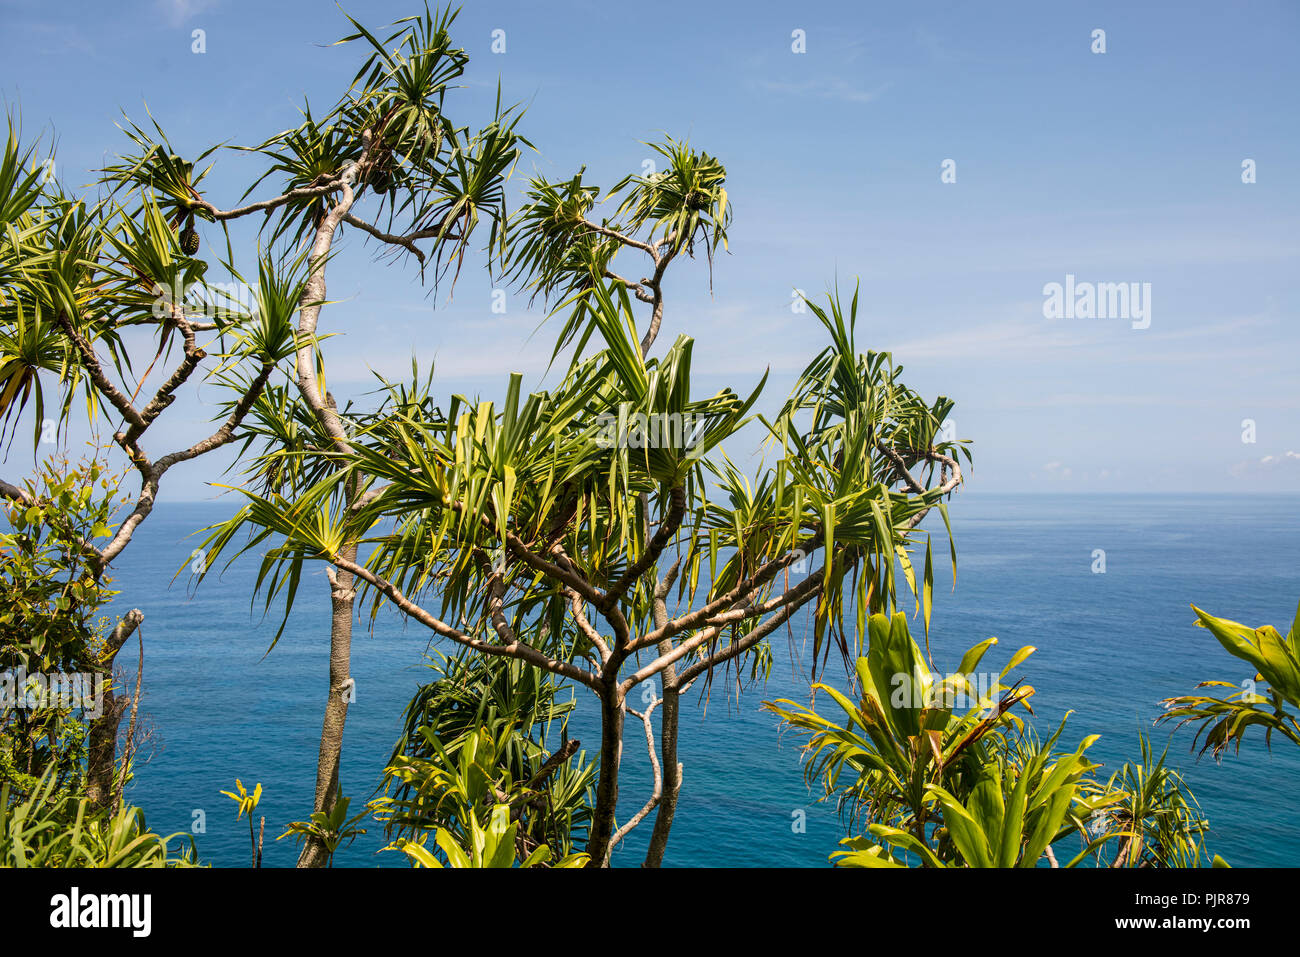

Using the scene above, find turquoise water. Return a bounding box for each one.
[109,493,1300,867]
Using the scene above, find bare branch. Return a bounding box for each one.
[577,218,659,262]
[877,441,927,495]
[570,591,611,664]
[902,449,964,531]
[675,590,818,687]
[98,361,276,567]
[54,312,146,431]
[329,552,600,690]
[153,362,275,473]
[342,212,466,267]
[293,134,375,452]
[343,213,426,266]
[103,608,145,661]
[633,536,823,652]
[610,697,662,849]
[189,177,347,222]
[638,238,678,354]
[602,269,654,303]
[623,559,828,693]
[124,319,208,445]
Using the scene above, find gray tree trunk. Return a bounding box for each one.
[84,608,143,811]
[585,689,625,867]
[296,542,357,867]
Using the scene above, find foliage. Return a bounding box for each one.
[237,4,526,269]
[1161,599,1300,757]
[194,283,967,699]
[189,91,969,862]
[279,789,369,868]
[0,459,120,674]
[0,2,1252,872]
[373,652,595,866]
[219,777,264,867]
[1,767,197,867]
[1076,733,1212,868]
[4,2,974,866]
[0,459,124,792]
[504,136,729,319]
[767,610,1040,865]
[767,612,1212,868]
[2,2,532,864]
[388,802,587,868]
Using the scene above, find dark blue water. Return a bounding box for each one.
[110,493,1300,867]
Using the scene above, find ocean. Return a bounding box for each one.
[106,493,1300,867]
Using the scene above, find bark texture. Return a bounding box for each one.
[296,545,357,867]
[85,608,143,810]
[585,689,626,867]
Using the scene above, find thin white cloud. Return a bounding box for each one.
[156,0,218,27]
[1228,451,1300,478]
[757,78,892,105]
[881,312,1277,367]
[1029,460,1073,482]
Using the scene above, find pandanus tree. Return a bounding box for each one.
[3,2,970,867]
[196,118,970,862]
[0,4,526,867]
[172,8,525,866]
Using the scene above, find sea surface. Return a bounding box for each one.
[107,493,1300,867]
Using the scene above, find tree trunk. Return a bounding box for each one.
[585,688,625,867]
[291,179,362,868]
[296,542,357,867]
[84,689,123,811]
[643,655,681,867]
[85,608,143,810]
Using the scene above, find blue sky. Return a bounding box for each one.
[2,0,1297,499]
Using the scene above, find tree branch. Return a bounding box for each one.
[675,590,817,687]
[577,218,659,262]
[189,177,347,222]
[342,212,465,267]
[54,312,146,432]
[601,485,685,619]
[632,537,823,652]
[570,591,611,664]
[609,697,662,850]
[329,553,600,690]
